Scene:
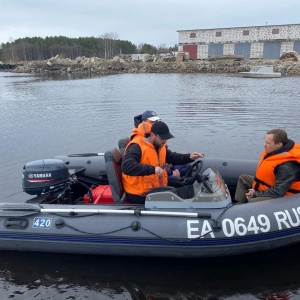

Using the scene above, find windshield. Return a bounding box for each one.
[145,167,232,209]
[192,167,230,202]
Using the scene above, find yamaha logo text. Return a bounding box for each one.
[28,173,52,178]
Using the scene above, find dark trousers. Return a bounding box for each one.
[126,193,146,204]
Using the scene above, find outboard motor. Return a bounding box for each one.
[22,159,69,195]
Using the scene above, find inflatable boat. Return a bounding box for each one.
[1,139,300,258]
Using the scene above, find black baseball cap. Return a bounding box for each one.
[151,121,174,140]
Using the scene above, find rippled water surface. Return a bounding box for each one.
[0,71,300,299]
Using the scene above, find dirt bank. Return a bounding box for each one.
[13,55,300,76]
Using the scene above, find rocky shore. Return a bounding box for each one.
[13,54,300,76]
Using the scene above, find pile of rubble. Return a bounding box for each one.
[145,54,176,62]
[12,53,300,75]
[129,53,177,62]
[279,51,299,61]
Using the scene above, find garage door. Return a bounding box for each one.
[263,42,281,59]
[235,43,251,60]
[208,44,224,57]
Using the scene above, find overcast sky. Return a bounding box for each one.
[1,0,299,47]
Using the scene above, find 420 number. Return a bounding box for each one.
[33,217,52,229]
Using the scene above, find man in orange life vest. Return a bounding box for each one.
[235,129,300,203]
[122,121,204,204]
[131,110,187,186]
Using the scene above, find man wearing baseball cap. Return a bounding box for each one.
[141,110,161,122]
[122,121,204,204]
[131,110,161,139]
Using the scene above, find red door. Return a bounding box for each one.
[183,45,197,60]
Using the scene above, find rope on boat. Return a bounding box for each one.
[61,220,132,235]
[210,203,235,232]
[57,203,236,242]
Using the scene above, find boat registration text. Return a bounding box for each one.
[188,207,300,238]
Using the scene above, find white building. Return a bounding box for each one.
[177,24,300,60]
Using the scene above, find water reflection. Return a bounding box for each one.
[0,246,300,299]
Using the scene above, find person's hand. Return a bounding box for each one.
[155,166,163,177]
[246,188,255,200]
[172,169,180,177]
[190,152,204,160]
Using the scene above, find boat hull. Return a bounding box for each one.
[239,72,281,78]
[1,194,300,257]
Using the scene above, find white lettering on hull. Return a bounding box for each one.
[186,206,300,239]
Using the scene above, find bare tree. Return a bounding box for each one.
[100,32,119,59]
[157,43,167,51]
[137,43,144,53]
[9,37,15,62]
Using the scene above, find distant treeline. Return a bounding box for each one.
[0,34,177,63]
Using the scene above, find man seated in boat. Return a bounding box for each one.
[131,110,187,187]
[235,129,300,203]
[131,110,161,139]
[122,121,204,204]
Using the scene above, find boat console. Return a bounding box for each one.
[145,167,232,209]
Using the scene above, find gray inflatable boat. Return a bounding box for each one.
[0,146,299,258]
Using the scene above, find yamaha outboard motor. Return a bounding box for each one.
[22,159,69,195]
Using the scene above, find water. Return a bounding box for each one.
[0,71,300,299]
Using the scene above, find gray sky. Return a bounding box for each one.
[1,0,299,47]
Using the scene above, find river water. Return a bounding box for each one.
[0,71,300,299]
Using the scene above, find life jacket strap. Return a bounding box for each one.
[253,177,271,190]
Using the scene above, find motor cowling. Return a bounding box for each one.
[22,159,69,195]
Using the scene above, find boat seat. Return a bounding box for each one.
[118,137,130,157]
[104,148,124,203]
[147,186,176,194]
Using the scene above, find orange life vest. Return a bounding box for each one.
[130,122,152,140]
[122,137,168,196]
[253,143,300,196]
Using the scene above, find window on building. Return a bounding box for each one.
[190,32,196,38]
[243,30,250,36]
[216,31,222,37]
[272,28,279,34]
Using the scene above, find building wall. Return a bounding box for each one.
[224,44,234,55]
[178,24,300,44]
[281,42,294,54]
[197,45,208,60]
[250,43,264,59]
[178,24,300,60]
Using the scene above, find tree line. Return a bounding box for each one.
[0,33,177,63]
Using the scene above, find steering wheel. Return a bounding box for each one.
[182,159,203,185]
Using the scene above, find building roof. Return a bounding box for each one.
[177,23,300,32]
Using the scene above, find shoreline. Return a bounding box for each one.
[10,56,300,76]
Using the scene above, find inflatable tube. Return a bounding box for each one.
[54,153,108,184]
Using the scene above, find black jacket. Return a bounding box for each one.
[121,143,193,176]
